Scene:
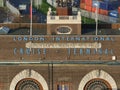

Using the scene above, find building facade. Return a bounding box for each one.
[0,0,120,90]
[0,35,120,90]
[0,64,119,90]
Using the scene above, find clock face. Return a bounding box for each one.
[84,78,112,90]
[15,78,42,90]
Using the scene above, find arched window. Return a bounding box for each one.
[10,69,48,90]
[15,78,43,90]
[78,70,117,90]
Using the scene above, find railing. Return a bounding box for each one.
[59,16,69,20]
[50,16,78,20]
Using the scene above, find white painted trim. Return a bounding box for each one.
[47,16,81,24]
[78,69,117,90]
[10,69,48,90]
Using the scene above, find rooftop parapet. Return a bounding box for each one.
[47,8,81,24]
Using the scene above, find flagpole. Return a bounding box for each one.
[30,0,32,52]
[95,0,98,36]
[95,0,98,51]
[30,0,32,37]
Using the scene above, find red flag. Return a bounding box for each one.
[30,0,32,19]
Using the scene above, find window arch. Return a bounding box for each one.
[10,69,48,90]
[78,69,117,90]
